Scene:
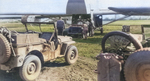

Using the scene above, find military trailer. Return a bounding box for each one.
[101,25,150,58]
[0,21,78,81]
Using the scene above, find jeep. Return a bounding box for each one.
[0,21,78,81]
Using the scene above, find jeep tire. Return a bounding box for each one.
[124,48,150,81]
[65,45,78,65]
[19,55,41,81]
[0,34,11,63]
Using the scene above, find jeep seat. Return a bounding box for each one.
[39,32,54,42]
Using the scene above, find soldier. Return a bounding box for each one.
[88,19,95,37]
[57,17,65,35]
[82,24,88,39]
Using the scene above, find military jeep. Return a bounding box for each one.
[63,25,85,37]
[0,21,78,81]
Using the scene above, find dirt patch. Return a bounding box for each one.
[37,57,97,81]
[0,56,98,81]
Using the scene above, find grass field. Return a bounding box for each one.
[107,20,150,26]
[0,23,54,32]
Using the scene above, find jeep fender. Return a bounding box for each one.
[63,41,76,45]
[60,41,76,55]
[28,50,44,65]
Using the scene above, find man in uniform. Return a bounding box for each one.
[57,17,65,35]
[82,24,88,39]
[88,19,95,37]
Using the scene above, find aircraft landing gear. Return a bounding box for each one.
[100,27,103,34]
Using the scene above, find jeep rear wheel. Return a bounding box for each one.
[19,55,41,81]
[0,34,11,63]
[124,48,150,81]
[65,45,78,65]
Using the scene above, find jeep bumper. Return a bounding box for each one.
[0,55,25,70]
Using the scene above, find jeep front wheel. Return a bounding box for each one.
[19,55,41,81]
[65,45,78,65]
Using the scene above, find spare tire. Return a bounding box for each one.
[0,34,11,63]
[101,31,143,59]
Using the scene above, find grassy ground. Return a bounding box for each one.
[0,23,54,32]
[0,20,150,81]
[73,32,104,58]
[107,20,150,25]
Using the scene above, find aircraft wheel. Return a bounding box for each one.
[100,28,103,34]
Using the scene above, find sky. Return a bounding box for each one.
[0,0,150,14]
[0,0,150,20]
[0,0,68,14]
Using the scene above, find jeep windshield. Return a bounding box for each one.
[23,22,55,33]
[0,21,55,33]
